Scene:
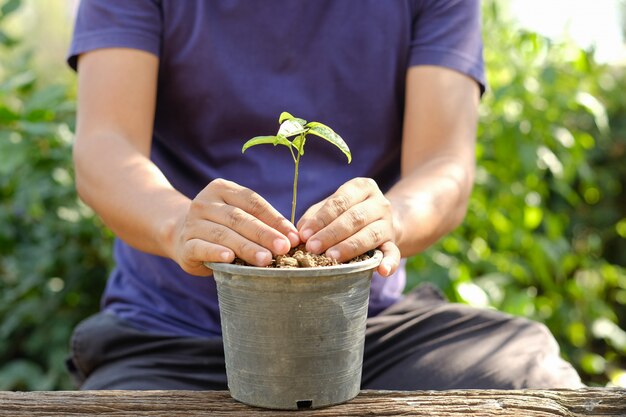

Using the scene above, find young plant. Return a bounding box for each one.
[242,111,352,224]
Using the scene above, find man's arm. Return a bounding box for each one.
[386,65,479,255]
[296,65,479,275]
[74,48,298,276]
[74,48,182,258]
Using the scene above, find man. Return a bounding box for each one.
[66,0,582,389]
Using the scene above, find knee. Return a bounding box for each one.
[443,305,583,389]
[505,318,583,389]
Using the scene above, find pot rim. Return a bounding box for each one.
[206,249,383,277]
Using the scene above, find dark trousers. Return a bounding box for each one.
[67,284,583,390]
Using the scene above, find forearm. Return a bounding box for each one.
[386,154,474,258]
[73,130,189,260]
[73,49,185,258]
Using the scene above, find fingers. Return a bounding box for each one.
[298,178,374,241]
[295,177,400,277]
[323,219,393,262]
[178,238,235,276]
[298,177,395,258]
[296,200,323,234]
[377,241,401,277]
[213,179,300,246]
[202,203,292,255]
[174,179,301,276]
[305,199,390,255]
[184,218,277,267]
[201,178,297,251]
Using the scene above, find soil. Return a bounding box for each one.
[233,244,372,268]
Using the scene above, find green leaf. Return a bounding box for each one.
[241,135,292,153]
[278,111,294,124]
[278,111,307,126]
[274,134,292,147]
[291,135,306,156]
[305,122,351,163]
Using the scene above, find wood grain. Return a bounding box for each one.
[0,388,624,416]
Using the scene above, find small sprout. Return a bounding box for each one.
[242,112,351,224]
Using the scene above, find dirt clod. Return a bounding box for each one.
[275,255,299,268]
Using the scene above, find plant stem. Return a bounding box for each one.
[291,133,305,224]
[288,143,297,163]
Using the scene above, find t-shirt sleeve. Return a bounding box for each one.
[410,0,486,94]
[67,0,162,71]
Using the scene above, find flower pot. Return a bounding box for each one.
[206,250,382,410]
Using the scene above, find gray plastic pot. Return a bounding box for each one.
[206,250,382,410]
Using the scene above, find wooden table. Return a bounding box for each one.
[0,388,624,416]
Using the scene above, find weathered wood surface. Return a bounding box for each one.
[0,389,624,416]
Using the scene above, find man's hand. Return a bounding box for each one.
[173,179,300,276]
[296,177,401,277]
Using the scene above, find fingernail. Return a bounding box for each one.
[327,249,340,260]
[255,251,270,265]
[288,232,300,246]
[273,238,289,253]
[307,239,321,253]
[220,251,231,262]
[301,228,314,241]
[381,260,393,276]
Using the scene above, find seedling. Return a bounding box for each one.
[242,112,351,224]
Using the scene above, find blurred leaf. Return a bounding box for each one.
[0,104,18,122]
[609,369,626,388]
[0,70,36,92]
[576,92,610,134]
[0,28,16,46]
[523,206,543,230]
[16,120,58,136]
[592,319,626,352]
[456,282,489,307]
[0,360,45,390]
[24,84,66,114]
[580,353,606,375]
[0,0,21,19]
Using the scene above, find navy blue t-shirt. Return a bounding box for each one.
[69,0,485,337]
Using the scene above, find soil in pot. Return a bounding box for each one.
[233,244,372,268]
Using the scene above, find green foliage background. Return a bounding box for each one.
[0,0,625,389]
[0,0,112,389]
